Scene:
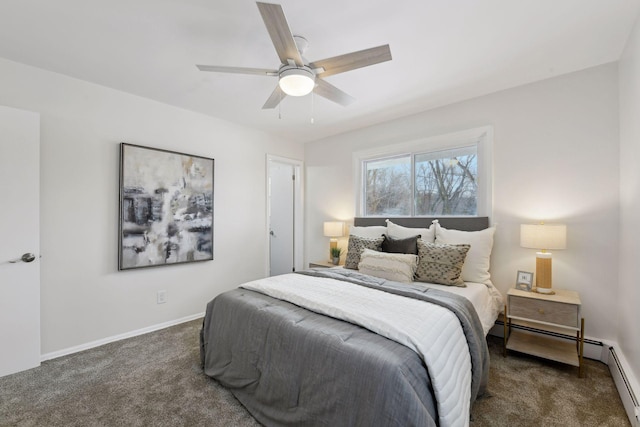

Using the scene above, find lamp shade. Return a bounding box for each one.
[520,224,567,250]
[323,221,345,237]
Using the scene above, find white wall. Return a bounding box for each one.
[0,58,303,355]
[618,12,640,385]
[305,63,619,341]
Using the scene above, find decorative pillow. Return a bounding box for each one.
[344,235,385,269]
[415,240,470,287]
[381,235,419,255]
[434,221,496,284]
[386,219,435,243]
[358,249,419,283]
[349,225,387,239]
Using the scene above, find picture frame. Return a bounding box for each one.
[118,143,214,270]
[515,270,534,291]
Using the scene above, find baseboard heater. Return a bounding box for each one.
[608,346,640,427]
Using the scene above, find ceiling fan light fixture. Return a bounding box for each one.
[278,67,315,96]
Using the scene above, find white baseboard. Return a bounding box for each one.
[40,313,204,362]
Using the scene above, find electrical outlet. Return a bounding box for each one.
[157,290,167,304]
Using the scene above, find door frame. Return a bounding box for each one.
[266,154,304,276]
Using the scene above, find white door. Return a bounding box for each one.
[268,161,295,276]
[0,105,41,377]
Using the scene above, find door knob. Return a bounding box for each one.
[9,253,36,263]
[21,253,36,262]
[270,230,275,236]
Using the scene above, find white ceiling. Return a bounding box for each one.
[0,0,638,143]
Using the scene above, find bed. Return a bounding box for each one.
[200,217,503,427]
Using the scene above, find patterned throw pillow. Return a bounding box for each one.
[415,240,470,287]
[344,235,385,269]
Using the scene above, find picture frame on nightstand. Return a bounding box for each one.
[515,270,534,291]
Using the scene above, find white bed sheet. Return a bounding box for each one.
[320,266,503,336]
[410,280,503,335]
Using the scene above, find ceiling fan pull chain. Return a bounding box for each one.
[310,91,315,124]
[278,90,282,120]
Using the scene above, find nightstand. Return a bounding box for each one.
[308,260,341,268]
[504,288,584,377]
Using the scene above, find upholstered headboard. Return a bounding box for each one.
[353,217,489,231]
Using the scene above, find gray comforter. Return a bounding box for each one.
[200,269,489,426]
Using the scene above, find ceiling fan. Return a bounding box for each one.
[196,1,392,109]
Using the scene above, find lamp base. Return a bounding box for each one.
[535,252,554,295]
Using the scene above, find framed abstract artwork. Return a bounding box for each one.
[118,143,214,270]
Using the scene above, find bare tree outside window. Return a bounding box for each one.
[415,147,477,215]
[364,156,411,216]
[363,145,478,217]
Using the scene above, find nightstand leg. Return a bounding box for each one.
[578,317,585,378]
[503,304,508,357]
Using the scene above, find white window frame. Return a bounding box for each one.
[353,126,493,217]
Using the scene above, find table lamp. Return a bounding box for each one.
[323,221,345,260]
[520,223,567,294]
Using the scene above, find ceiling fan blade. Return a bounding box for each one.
[256,2,304,67]
[314,79,355,106]
[309,44,392,78]
[196,65,278,76]
[262,85,286,109]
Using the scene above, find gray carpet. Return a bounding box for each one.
[0,319,630,426]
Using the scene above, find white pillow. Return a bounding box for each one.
[386,219,435,242]
[349,225,387,239]
[434,221,496,284]
[358,248,418,283]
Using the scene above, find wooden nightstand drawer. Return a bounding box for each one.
[509,295,578,328]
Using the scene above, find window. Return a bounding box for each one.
[414,146,477,215]
[356,126,491,217]
[364,155,411,215]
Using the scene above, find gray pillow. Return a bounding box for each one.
[344,235,385,269]
[415,240,470,287]
[381,235,420,255]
